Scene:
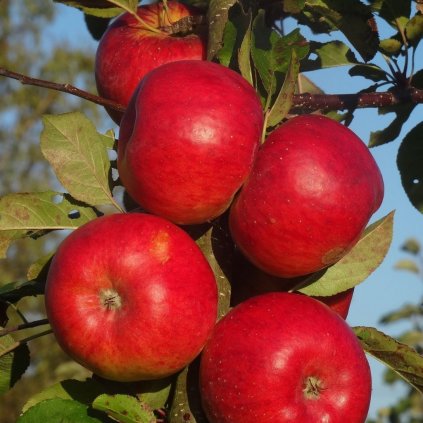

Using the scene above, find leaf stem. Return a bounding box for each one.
[0,329,53,358]
[0,318,49,337]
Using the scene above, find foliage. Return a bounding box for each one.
[0,0,422,422]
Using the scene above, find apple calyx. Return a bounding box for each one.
[100,288,122,311]
[303,376,325,400]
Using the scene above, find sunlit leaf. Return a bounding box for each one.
[379,38,402,55]
[26,252,55,281]
[92,394,155,423]
[0,191,98,258]
[354,326,423,394]
[54,0,124,18]
[397,122,423,213]
[284,0,305,14]
[401,238,421,255]
[394,259,420,274]
[298,211,394,296]
[17,398,104,422]
[0,335,30,395]
[41,112,118,209]
[207,0,237,60]
[406,14,423,46]
[238,11,253,85]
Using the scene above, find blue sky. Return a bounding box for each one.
[45,2,423,419]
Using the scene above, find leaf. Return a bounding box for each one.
[349,63,390,82]
[304,0,379,62]
[41,112,118,209]
[354,326,423,394]
[22,379,106,413]
[298,211,394,296]
[84,14,112,41]
[26,252,54,281]
[379,38,402,55]
[92,394,156,423]
[17,398,105,423]
[394,259,420,274]
[0,335,30,395]
[397,122,423,213]
[207,0,237,60]
[54,0,124,18]
[302,41,358,71]
[284,0,306,14]
[406,14,423,46]
[238,11,253,85]
[369,0,411,31]
[0,191,98,258]
[0,279,45,303]
[401,238,421,255]
[267,51,299,128]
[379,304,423,324]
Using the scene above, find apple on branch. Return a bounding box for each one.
[95,1,207,123]
[44,213,218,382]
[118,60,264,225]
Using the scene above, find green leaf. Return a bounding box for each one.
[397,122,423,213]
[22,379,106,413]
[41,112,119,209]
[379,304,423,324]
[26,252,54,281]
[267,51,299,128]
[207,0,237,60]
[349,63,390,82]
[379,38,402,55]
[284,0,306,14]
[354,326,423,394]
[406,14,423,46]
[54,1,124,18]
[0,191,99,258]
[92,394,156,423]
[298,211,394,296]
[302,41,358,71]
[0,335,30,395]
[18,398,105,423]
[304,0,379,62]
[0,279,45,303]
[401,238,421,255]
[394,259,420,274]
[369,0,411,31]
[238,11,253,85]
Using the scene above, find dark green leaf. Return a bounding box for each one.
[298,211,394,296]
[369,0,411,31]
[0,191,99,258]
[397,122,423,213]
[284,0,305,14]
[92,394,156,423]
[380,304,423,324]
[84,14,111,41]
[0,336,30,395]
[304,0,379,61]
[41,113,118,209]
[349,63,390,82]
[207,0,237,60]
[0,279,45,303]
[18,398,105,422]
[354,326,423,394]
[267,51,299,128]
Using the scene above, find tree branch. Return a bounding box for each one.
[0,66,125,113]
[1,66,423,114]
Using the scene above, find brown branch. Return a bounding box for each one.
[0,66,125,113]
[1,66,423,114]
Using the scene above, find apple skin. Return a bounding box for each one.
[199,292,371,423]
[229,114,384,278]
[95,1,206,123]
[118,60,264,225]
[44,213,218,382]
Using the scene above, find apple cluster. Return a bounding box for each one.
[45,2,384,422]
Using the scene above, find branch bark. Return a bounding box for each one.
[1,66,423,115]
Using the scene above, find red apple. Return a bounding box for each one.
[44,213,217,382]
[200,292,371,423]
[229,114,384,278]
[95,1,206,123]
[118,60,264,225]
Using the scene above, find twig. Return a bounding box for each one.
[0,67,125,113]
[0,318,50,337]
[1,66,423,114]
[0,329,53,358]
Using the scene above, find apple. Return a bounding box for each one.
[229,114,384,278]
[199,292,371,423]
[230,251,354,319]
[118,60,264,225]
[44,213,218,382]
[95,1,207,123]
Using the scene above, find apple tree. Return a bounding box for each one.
[1,0,423,422]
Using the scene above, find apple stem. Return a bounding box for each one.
[0,318,50,337]
[0,329,53,358]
